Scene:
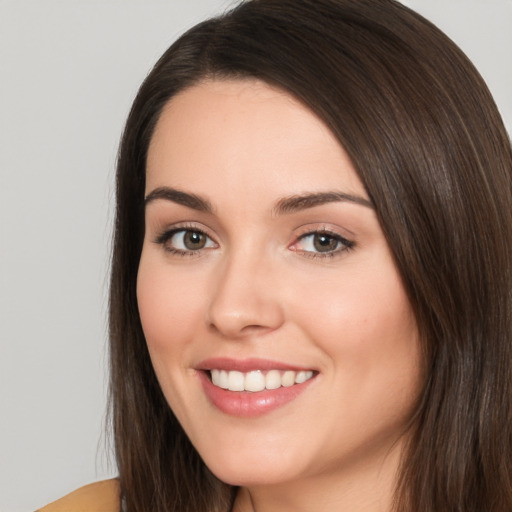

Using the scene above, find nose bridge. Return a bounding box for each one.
[206,242,284,338]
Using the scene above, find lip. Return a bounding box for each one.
[196,357,311,373]
[196,358,317,417]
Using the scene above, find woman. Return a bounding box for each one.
[39,0,512,511]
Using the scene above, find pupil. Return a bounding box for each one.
[184,231,205,249]
[314,234,337,252]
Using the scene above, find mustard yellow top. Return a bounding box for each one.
[36,479,120,512]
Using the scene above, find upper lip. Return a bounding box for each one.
[196,357,313,373]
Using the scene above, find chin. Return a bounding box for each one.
[199,443,308,487]
[208,464,294,488]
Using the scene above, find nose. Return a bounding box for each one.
[206,250,285,339]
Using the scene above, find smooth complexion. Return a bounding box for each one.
[137,79,422,512]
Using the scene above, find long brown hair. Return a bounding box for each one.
[109,1,512,510]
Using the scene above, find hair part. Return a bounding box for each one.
[109,1,512,510]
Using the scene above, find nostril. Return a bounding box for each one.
[207,320,279,339]
[205,262,285,337]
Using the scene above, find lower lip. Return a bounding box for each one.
[198,371,315,418]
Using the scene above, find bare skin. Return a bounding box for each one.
[138,79,422,512]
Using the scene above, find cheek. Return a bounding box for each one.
[136,255,205,356]
[297,266,422,442]
[290,258,420,385]
[298,263,412,332]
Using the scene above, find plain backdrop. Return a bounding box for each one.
[0,1,510,510]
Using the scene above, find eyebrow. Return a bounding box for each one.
[273,191,373,215]
[144,186,214,213]
[144,187,373,215]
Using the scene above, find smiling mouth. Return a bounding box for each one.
[209,369,315,392]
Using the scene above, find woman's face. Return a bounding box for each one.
[137,79,422,488]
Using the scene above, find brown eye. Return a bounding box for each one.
[313,233,339,252]
[183,231,207,250]
[293,231,354,256]
[155,228,216,254]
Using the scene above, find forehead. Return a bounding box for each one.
[146,79,365,199]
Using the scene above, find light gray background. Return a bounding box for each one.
[1,1,510,511]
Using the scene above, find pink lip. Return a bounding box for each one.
[195,358,316,418]
[196,357,309,372]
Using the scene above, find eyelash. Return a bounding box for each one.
[153,226,355,258]
[154,225,217,257]
[292,230,355,259]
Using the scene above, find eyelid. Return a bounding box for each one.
[289,226,355,257]
[152,222,218,255]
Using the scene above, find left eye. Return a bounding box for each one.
[162,229,216,252]
[294,232,353,254]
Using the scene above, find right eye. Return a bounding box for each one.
[155,228,216,255]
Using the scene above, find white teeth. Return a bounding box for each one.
[210,368,314,392]
[218,370,229,389]
[211,369,230,388]
[282,370,296,387]
[245,371,266,392]
[296,370,313,384]
[265,370,281,390]
[228,370,245,391]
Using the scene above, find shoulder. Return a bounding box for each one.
[36,479,120,512]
